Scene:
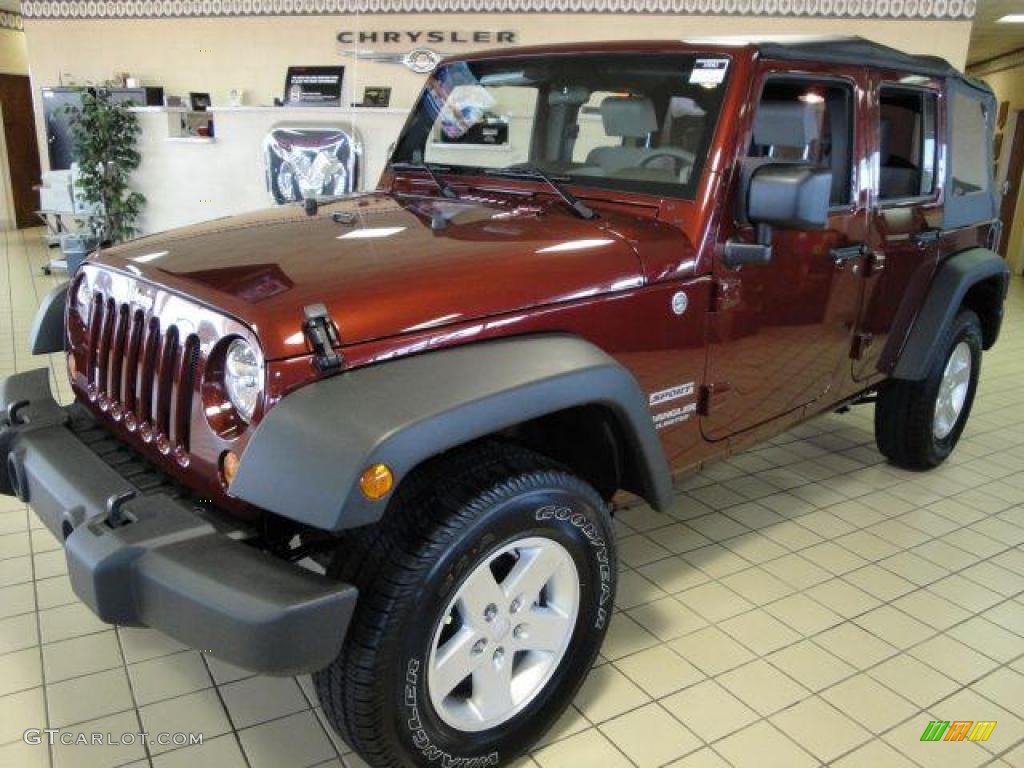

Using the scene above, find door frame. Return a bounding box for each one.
[997,109,1024,259]
[0,102,14,229]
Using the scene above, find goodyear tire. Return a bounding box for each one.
[314,442,616,768]
[875,309,983,469]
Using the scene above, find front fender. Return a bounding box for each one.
[231,335,672,531]
[29,282,69,355]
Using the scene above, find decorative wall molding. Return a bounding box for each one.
[967,48,1024,78]
[0,11,24,30]
[21,0,976,21]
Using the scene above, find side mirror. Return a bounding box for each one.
[748,163,832,232]
[724,163,832,269]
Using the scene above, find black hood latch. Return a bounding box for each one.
[303,303,343,373]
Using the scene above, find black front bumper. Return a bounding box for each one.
[1,369,356,676]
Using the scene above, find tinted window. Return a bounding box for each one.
[950,90,990,196]
[879,87,938,200]
[749,79,853,207]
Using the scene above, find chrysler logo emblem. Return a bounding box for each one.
[340,47,447,74]
[403,48,445,74]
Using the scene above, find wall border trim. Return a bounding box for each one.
[21,0,976,21]
[0,11,24,29]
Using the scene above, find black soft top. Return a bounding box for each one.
[756,37,991,94]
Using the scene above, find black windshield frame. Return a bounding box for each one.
[391,52,732,201]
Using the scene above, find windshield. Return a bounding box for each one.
[392,52,731,200]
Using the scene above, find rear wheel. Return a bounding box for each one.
[315,442,615,768]
[875,309,982,469]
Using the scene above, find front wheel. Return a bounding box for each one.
[875,308,982,469]
[315,442,616,768]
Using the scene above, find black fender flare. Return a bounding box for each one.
[29,281,68,355]
[892,247,1009,381]
[230,334,673,531]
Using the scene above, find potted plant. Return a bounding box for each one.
[64,88,145,255]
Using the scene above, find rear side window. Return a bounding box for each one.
[950,90,990,196]
[943,79,997,229]
[878,87,938,201]
[749,78,854,207]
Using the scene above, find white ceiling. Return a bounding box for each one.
[969,0,1024,65]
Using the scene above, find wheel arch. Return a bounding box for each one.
[891,247,1009,381]
[502,402,641,503]
[230,334,673,531]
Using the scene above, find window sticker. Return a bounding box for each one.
[422,62,497,140]
[690,59,729,86]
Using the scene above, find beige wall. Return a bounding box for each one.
[0,28,28,75]
[981,64,1024,275]
[23,14,972,172]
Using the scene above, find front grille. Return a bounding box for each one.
[85,294,200,453]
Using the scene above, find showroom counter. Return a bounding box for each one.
[129,105,410,235]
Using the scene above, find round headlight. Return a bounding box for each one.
[224,339,263,423]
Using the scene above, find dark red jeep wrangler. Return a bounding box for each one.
[2,37,1009,767]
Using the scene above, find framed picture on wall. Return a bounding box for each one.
[361,87,392,108]
[189,92,211,111]
[283,66,345,107]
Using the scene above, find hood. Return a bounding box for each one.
[94,193,647,360]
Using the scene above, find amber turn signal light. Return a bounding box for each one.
[220,450,241,486]
[359,464,394,500]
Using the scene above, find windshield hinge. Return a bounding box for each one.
[303,303,343,373]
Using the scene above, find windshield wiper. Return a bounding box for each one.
[484,165,595,220]
[391,161,459,200]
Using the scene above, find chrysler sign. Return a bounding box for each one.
[337,30,519,73]
[336,31,518,45]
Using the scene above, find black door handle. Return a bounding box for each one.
[910,228,942,245]
[830,243,866,266]
[722,240,772,269]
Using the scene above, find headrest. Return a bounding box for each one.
[879,118,892,164]
[600,96,658,139]
[548,86,590,106]
[669,96,706,119]
[753,101,820,148]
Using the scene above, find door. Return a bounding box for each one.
[703,71,869,440]
[853,80,943,381]
[0,75,42,228]
[997,110,1024,257]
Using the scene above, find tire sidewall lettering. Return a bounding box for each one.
[403,658,499,768]
[535,504,613,630]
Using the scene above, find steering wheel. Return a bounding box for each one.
[639,152,692,177]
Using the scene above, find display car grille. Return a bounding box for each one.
[67,264,263,512]
[84,293,201,452]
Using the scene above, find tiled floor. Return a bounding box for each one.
[1,226,1023,768]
